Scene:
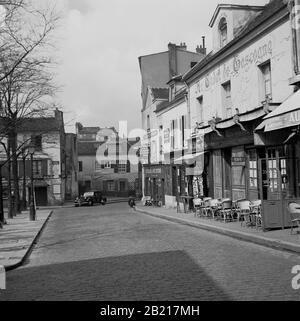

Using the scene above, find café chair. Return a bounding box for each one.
[219,199,233,223]
[236,200,251,226]
[207,199,221,220]
[193,198,203,217]
[202,197,212,218]
[288,202,300,235]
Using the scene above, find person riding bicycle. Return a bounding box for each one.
[128,196,136,209]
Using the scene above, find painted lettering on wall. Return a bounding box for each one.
[195,40,273,94]
[233,40,273,73]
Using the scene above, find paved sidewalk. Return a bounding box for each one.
[0,210,52,270]
[136,204,300,254]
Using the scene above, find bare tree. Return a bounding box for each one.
[0,0,60,216]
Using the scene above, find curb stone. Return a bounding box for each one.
[5,211,53,272]
[136,207,300,255]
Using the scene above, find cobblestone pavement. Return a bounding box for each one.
[0,203,300,301]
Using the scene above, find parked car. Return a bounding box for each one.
[75,191,107,207]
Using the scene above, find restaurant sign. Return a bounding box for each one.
[265,109,300,132]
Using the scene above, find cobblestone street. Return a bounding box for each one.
[1,203,300,301]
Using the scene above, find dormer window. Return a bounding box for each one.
[170,84,175,101]
[219,17,228,48]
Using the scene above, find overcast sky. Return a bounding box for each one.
[54,0,270,133]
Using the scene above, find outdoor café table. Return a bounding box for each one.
[180,195,194,214]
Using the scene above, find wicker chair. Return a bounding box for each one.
[193,198,203,217]
[219,199,233,223]
[288,202,300,235]
[236,200,251,227]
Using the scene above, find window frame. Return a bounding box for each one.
[222,81,233,118]
[259,60,272,100]
[219,17,228,48]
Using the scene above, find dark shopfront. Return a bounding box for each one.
[205,119,300,230]
[144,165,166,206]
[144,163,186,206]
[254,128,300,230]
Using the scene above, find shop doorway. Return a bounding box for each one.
[259,145,300,230]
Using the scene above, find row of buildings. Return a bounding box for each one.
[139,0,300,230]
[0,112,141,207]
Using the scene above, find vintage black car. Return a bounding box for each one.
[75,191,107,207]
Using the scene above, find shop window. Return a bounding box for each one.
[259,61,272,100]
[248,150,258,188]
[222,81,232,118]
[219,17,228,48]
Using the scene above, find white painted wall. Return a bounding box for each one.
[190,20,293,129]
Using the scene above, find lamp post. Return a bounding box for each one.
[22,148,28,211]
[28,144,36,221]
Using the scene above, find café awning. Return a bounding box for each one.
[255,90,300,132]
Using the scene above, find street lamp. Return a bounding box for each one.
[28,143,36,221]
[21,148,28,211]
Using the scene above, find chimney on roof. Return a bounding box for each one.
[179,42,187,50]
[196,36,207,55]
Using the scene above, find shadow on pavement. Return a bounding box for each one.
[0,250,230,301]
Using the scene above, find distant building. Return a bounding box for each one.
[77,123,141,197]
[0,109,66,206]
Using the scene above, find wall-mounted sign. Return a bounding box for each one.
[232,157,246,166]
